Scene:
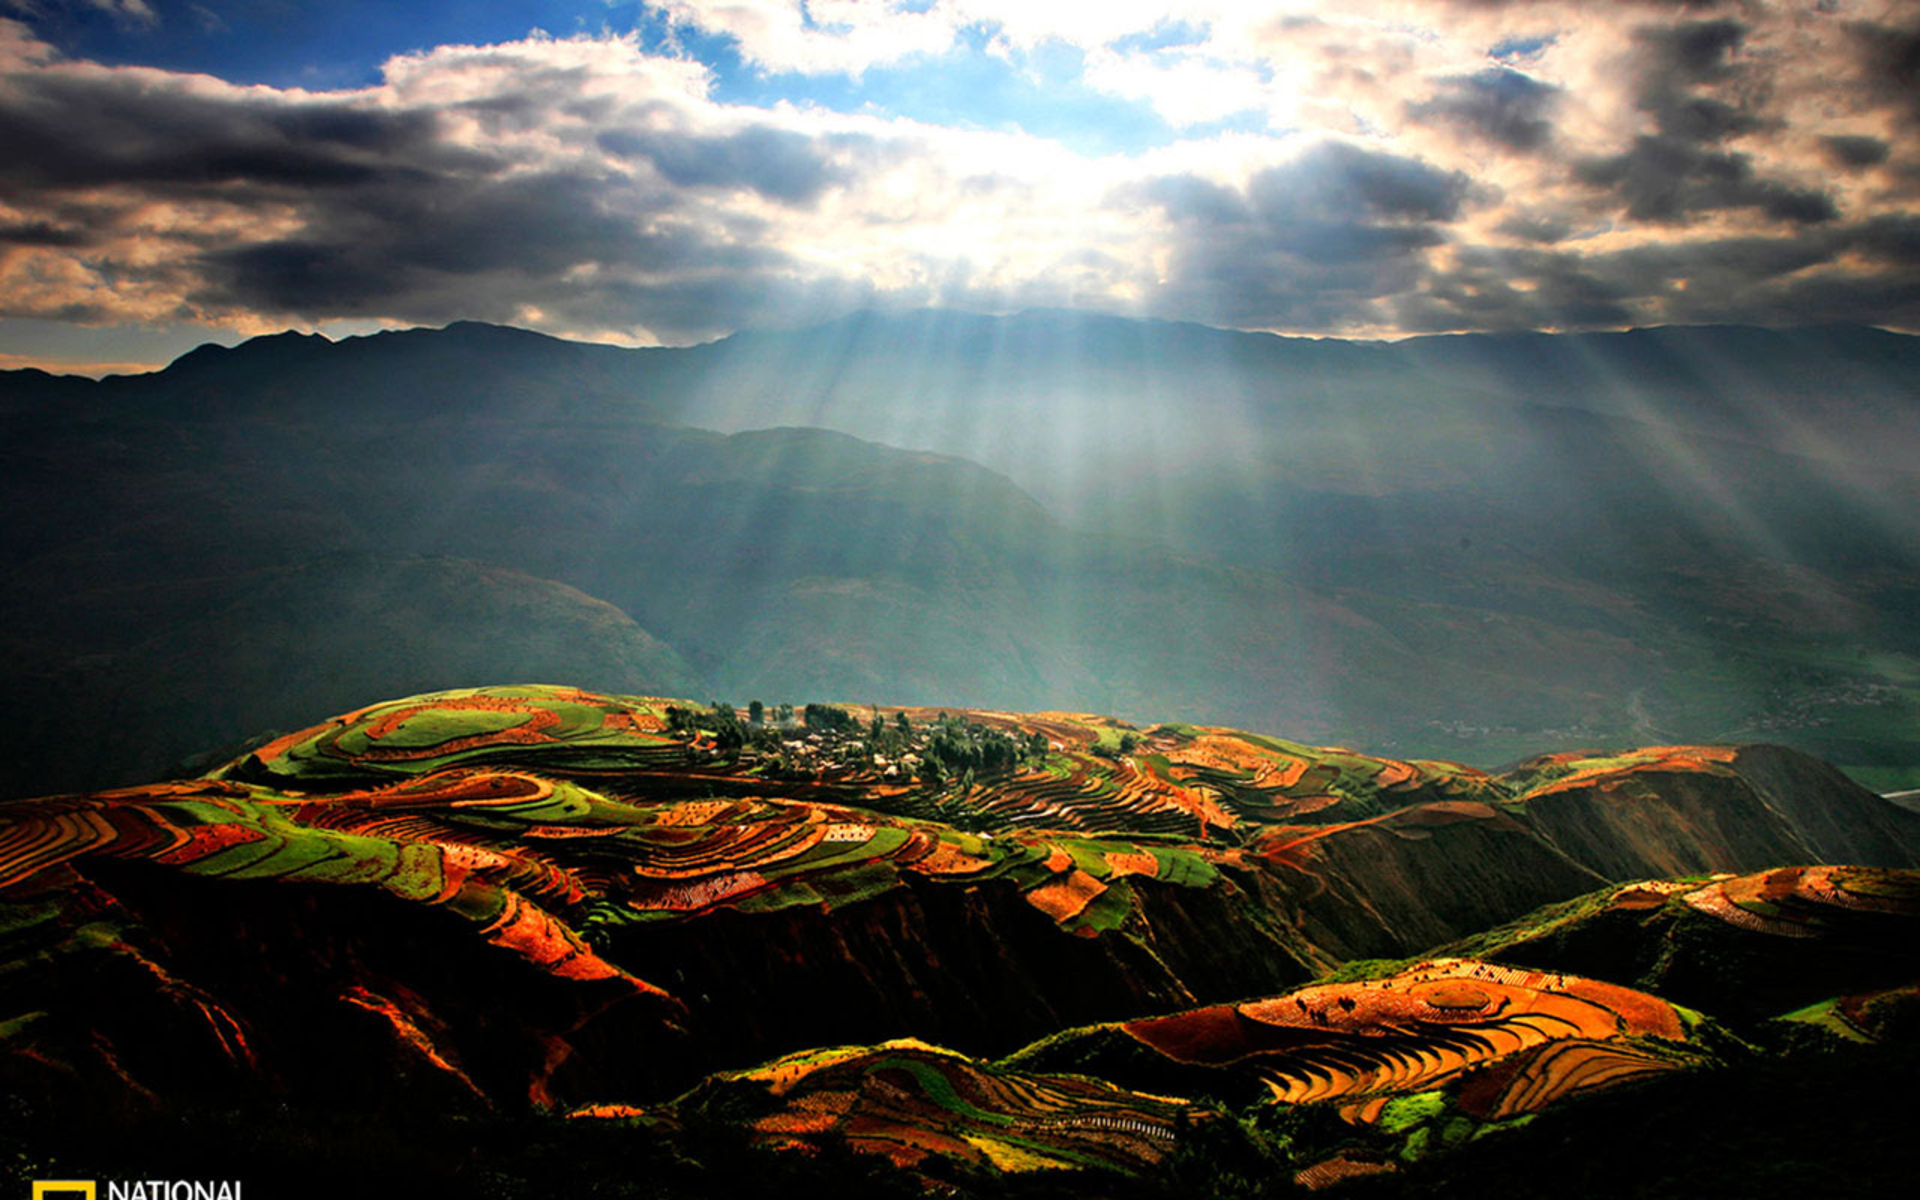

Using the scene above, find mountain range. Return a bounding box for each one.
[2,310,1918,800]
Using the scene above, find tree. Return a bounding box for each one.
[705,701,744,753]
[748,700,764,725]
[804,703,856,734]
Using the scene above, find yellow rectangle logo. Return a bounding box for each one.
[33,1184,97,1200]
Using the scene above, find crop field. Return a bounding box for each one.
[0,775,670,998]
[3,684,1913,1193]
[1678,865,1920,937]
[202,689,1769,854]
[1111,957,1711,1181]
[619,1039,1192,1178]
[226,689,1520,836]
[1120,958,1691,1107]
[1502,745,1740,801]
[237,687,688,783]
[0,766,1236,1002]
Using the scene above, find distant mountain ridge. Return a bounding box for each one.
[2,310,1918,799]
[11,312,1918,447]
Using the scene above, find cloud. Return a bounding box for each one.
[1407,67,1561,151]
[1251,141,1470,223]
[1624,18,1769,144]
[91,0,156,27]
[1079,46,1268,128]
[596,125,859,204]
[0,4,1914,343]
[1573,136,1837,225]
[0,30,910,339]
[1822,134,1891,170]
[0,71,473,191]
[1848,18,1920,125]
[1121,142,1470,330]
[1399,215,1920,334]
[651,0,956,76]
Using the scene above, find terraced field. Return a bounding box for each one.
[1124,958,1691,1107]
[1008,957,1718,1186]
[1501,746,1742,800]
[1678,865,1920,937]
[222,688,1506,832]
[233,687,690,784]
[592,1039,1191,1178]
[4,685,1918,1194]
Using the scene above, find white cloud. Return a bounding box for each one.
[1079,47,1268,128]
[87,0,157,28]
[0,5,1914,341]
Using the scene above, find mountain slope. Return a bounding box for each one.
[0,554,703,797]
[7,687,1917,1109]
[0,371,1712,799]
[4,311,1919,794]
[3,685,1917,1195]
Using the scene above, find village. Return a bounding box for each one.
[665,699,1052,788]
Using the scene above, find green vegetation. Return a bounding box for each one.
[918,713,1046,785]
[1091,725,1143,759]
[5,684,1920,1196]
[804,703,858,734]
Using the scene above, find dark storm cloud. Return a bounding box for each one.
[1573,136,1836,225]
[0,71,486,194]
[1534,14,1840,230]
[1493,212,1574,244]
[1125,142,1469,328]
[1823,134,1891,170]
[1626,18,1767,144]
[1139,143,1469,243]
[0,38,882,340]
[1638,18,1745,85]
[1406,67,1561,152]
[0,218,93,247]
[190,164,797,329]
[1849,19,1920,124]
[1850,213,1920,266]
[1398,216,1920,334]
[1249,141,1471,224]
[596,125,857,204]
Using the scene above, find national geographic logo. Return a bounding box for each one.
[33,1185,241,1200]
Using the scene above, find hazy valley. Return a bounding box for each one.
[4,312,1919,802]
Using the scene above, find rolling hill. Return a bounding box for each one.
[3,686,1917,1196]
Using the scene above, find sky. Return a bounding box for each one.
[0,0,1915,373]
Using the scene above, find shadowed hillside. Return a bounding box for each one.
[5,312,1918,803]
[3,686,1917,1195]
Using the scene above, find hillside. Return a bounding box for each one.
[3,686,1917,1195]
[0,553,701,796]
[4,313,1919,798]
